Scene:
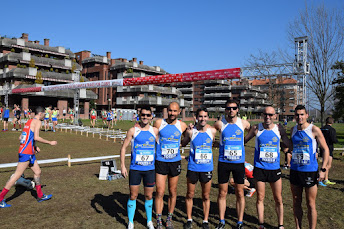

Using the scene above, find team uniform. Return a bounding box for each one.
[44,108,50,121]
[3,108,9,122]
[18,119,36,166]
[91,110,97,120]
[290,124,318,187]
[156,119,183,177]
[218,117,245,184]
[129,126,157,187]
[253,123,282,183]
[107,111,113,121]
[51,110,58,122]
[187,127,214,183]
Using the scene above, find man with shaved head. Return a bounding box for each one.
[154,102,187,229]
[245,106,291,229]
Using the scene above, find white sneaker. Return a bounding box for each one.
[128,222,134,229]
[147,221,154,229]
[246,188,256,197]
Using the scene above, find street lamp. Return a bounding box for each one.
[108,99,111,110]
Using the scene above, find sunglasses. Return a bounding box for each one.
[225,107,238,111]
[141,113,152,117]
[263,113,275,117]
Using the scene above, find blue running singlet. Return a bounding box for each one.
[219,117,245,164]
[254,123,281,170]
[291,124,318,172]
[156,119,182,162]
[130,126,156,171]
[188,127,214,172]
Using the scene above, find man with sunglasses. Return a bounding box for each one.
[120,106,159,229]
[214,99,250,229]
[244,106,291,229]
[154,102,188,229]
[288,105,329,229]
[182,108,216,229]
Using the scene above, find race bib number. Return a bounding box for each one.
[195,148,212,164]
[161,143,179,159]
[135,150,154,166]
[20,132,27,144]
[259,146,278,163]
[224,145,242,161]
[292,147,310,165]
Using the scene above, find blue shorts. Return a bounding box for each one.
[44,118,49,120]
[18,154,36,166]
[52,118,57,122]
[129,169,155,187]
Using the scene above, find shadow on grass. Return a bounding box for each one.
[6,182,42,202]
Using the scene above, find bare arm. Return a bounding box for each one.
[120,127,135,178]
[214,120,223,131]
[153,118,162,130]
[33,119,57,145]
[180,121,188,133]
[278,124,292,150]
[244,124,257,144]
[181,129,192,147]
[313,125,329,181]
[243,119,251,131]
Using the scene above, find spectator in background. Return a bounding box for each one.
[319,117,338,186]
[2,106,10,131]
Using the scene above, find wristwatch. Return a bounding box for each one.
[320,168,327,172]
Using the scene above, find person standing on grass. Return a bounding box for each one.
[0,106,57,208]
[106,109,113,129]
[244,106,291,229]
[51,107,59,132]
[154,102,188,229]
[288,105,329,229]
[214,99,250,229]
[120,106,158,229]
[90,108,97,128]
[182,108,216,229]
[44,106,51,131]
[2,106,10,131]
[319,117,338,186]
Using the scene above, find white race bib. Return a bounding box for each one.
[195,148,212,164]
[161,143,179,159]
[292,148,310,165]
[20,132,27,144]
[259,146,278,163]
[135,150,154,166]
[224,145,242,161]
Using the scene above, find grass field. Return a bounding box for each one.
[0,120,343,229]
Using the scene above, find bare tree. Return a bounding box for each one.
[287,4,344,125]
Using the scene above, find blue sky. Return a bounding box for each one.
[1,0,343,74]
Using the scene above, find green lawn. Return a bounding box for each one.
[0,120,343,228]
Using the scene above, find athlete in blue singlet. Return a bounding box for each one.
[214,99,250,229]
[154,102,187,229]
[245,106,291,229]
[288,105,329,229]
[106,110,113,129]
[120,106,159,229]
[182,108,216,229]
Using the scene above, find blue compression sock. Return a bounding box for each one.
[145,199,153,223]
[127,199,136,223]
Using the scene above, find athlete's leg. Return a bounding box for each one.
[325,156,333,181]
[185,178,196,220]
[30,161,44,198]
[128,185,140,224]
[167,175,179,214]
[144,186,154,224]
[217,183,229,221]
[305,185,317,229]
[256,181,266,225]
[234,183,245,222]
[290,184,303,229]
[201,180,212,222]
[270,179,283,227]
[4,161,29,190]
[155,173,167,215]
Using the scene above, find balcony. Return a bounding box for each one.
[206,107,225,112]
[184,94,193,99]
[116,96,189,107]
[178,87,193,92]
[204,92,231,98]
[117,85,181,96]
[204,85,231,91]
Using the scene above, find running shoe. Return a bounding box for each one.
[127,221,134,229]
[246,188,256,197]
[215,222,225,229]
[37,194,53,202]
[0,199,11,208]
[166,219,174,229]
[318,181,327,187]
[183,220,192,229]
[147,221,154,229]
[324,180,336,185]
[202,222,210,229]
[237,223,244,229]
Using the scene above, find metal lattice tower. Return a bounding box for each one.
[241,36,309,105]
[73,71,80,125]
